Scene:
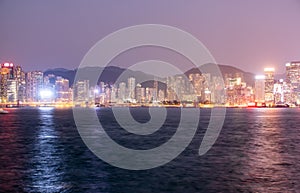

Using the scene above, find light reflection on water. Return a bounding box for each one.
[240,108,300,192]
[25,107,69,192]
[0,107,300,192]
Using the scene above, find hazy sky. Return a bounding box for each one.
[1,0,300,75]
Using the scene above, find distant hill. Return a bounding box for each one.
[44,66,164,87]
[185,64,255,86]
[44,68,76,86]
[44,64,261,87]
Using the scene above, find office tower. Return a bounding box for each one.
[26,71,44,102]
[189,73,204,101]
[273,79,284,104]
[158,89,165,102]
[14,65,26,103]
[255,75,265,103]
[73,80,89,104]
[224,72,248,106]
[127,77,136,100]
[55,76,70,102]
[135,83,145,103]
[0,62,15,103]
[286,62,300,104]
[110,85,117,103]
[212,76,225,104]
[166,76,176,101]
[167,75,189,101]
[153,80,158,101]
[7,79,18,103]
[264,68,275,105]
[118,82,126,102]
[145,87,154,102]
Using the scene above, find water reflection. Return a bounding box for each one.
[0,108,26,191]
[1,108,300,192]
[244,108,299,192]
[25,107,70,192]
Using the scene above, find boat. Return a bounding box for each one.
[274,103,290,108]
[0,108,8,114]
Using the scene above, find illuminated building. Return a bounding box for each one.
[158,89,165,102]
[110,85,117,103]
[264,68,275,105]
[211,76,225,104]
[189,73,204,102]
[14,65,26,103]
[145,87,154,102]
[166,76,176,101]
[73,80,89,105]
[26,71,44,102]
[255,75,265,103]
[135,83,145,103]
[7,79,18,102]
[273,79,284,104]
[225,73,248,106]
[118,82,126,102]
[166,75,188,101]
[286,62,300,104]
[55,76,70,102]
[127,77,136,100]
[0,62,15,103]
[153,80,158,101]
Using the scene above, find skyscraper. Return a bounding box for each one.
[264,68,275,105]
[286,62,300,104]
[0,62,15,103]
[7,79,18,103]
[255,75,265,103]
[118,82,126,102]
[55,76,70,102]
[14,65,26,103]
[26,71,44,102]
[127,77,136,100]
[73,80,89,105]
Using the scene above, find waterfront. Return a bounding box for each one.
[1,107,300,192]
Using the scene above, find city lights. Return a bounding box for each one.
[0,61,300,107]
[255,75,265,80]
[39,89,54,99]
[264,67,275,72]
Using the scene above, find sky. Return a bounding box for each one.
[1,0,300,75]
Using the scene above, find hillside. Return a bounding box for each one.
[44,64,257,87]
[184,64,255,86]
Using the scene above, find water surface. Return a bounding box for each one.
[0,107,300,192]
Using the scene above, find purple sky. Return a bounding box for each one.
[1,0,300,74]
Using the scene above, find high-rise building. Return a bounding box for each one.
[264,68,275,105]
[26,71,44,102]
[14,65,26,103]
[286,62,300,104]
[255,75,265,103]
[7,79,18,103]
[145,87,154,102]
[55,76,70,102]
[127,77,136,100]
[118,82,126,102]
[273,79,284,104]
[135,83,144,103]
[189,73,204,101]
[73,80,89,105]
[110,85,117,103]
[0,62,15,103]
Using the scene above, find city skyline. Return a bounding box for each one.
[1,60,299,107]
[1,1,300,74]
